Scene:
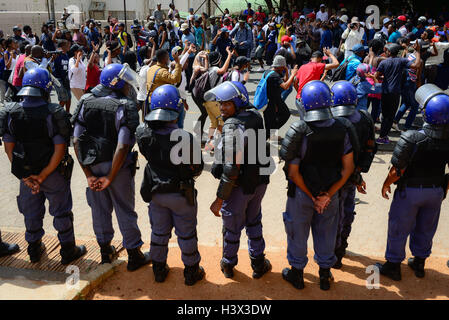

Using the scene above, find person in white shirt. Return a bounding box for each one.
[341,17,365,59]
[316,4,328,22]
[68,46,86,100]
[425,38,449,84]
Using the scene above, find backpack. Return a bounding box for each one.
[222,70,232,82]
[192,71,211,102]
[253,70,275,110]
[121,31,133,48]
[330,56,354,82]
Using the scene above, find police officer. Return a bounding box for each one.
[280,80,356,290]
[72,63,150,269]
[206,81,272,280]
[0,230,20,257]
[330,80,377,269]
[376,84,449,281]
[0,68,86,264]
[136,84,205,286]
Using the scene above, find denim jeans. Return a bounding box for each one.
[394,81,419,129]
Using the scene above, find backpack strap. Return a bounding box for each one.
[144,67,162,116]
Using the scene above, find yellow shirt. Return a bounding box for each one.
[146,63,182,102]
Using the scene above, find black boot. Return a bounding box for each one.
[375,261,401,281]
[184,263,205,286]
[319,268,333,291]
[408,257,425,278]
[220,259,234,279]
[0,241,20,258]
[60,242,87,265]
[153,261,170,282]
[250,254,272,279]
[126,247,151,271]
[282,267,305,290]
[99,242,117,264]
[27,240,45,263]
[333,247,345,270]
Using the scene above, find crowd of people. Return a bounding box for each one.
[0,2,448,293]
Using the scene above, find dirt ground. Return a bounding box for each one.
[88,245,449,300]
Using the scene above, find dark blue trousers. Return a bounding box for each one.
[385,187,444,262]
[221,184,267,266]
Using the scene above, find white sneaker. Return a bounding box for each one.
[256,67,264,72]
[392,123,400,131]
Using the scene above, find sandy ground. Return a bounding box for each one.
[88,245,449,300]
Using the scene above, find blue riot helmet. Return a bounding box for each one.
[330,80,358,117]
[300,80,333,122]
[100,63,140,91]
[145,84,183,122]
[415,84,449,125]
[17,68,53,97]
[204,81,252,110]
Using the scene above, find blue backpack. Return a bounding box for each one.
[253,71,275,110]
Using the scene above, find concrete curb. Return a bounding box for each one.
[70,258,127,300]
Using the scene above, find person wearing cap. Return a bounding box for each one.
[212,28,233,65]
[72,63,150,269]
[51,40,72,112]
[40,23,56,52]
[230,16,253,57]
[396,15,407,35]
[117,22,130,57]
[294,48,339,119]
[68,44,86,101]
[295,15,308,43]
[153,3,165,25]
[381,17,392,37]
[0,68,87,265]
[339,44,367,81]
[136,84,205,285]
[316,4,328,22]
[341,17,365,59]
[265,22,278,66]
[72,24,88,49]
[280,80,356,291]
[12,26,25,46]
[263,55,298,140]
[206,81,273,280]
[374,42,421,144]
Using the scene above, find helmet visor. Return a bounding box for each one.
[117,63,141,91]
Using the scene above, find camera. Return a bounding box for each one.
[350,23,358,29]
[131,19,142,36]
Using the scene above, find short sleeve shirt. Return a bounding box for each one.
[377,57,412,94]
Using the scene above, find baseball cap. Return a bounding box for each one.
[351,17,360,23]
[272,55,287,68]
[397,15,407,22]
[320,4,325,7]
[180,23,189,31]
[13,26,21,31]
[220,27,229,33]
[235,56,250,67]
[340,15,349,23]
[299,15,306,20]
[383,17,391,25]
[281,35,292,43]
[171,46,182,56]
[352,44,367,53]
[307,12,316,19]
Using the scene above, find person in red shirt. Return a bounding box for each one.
[294,48,339,119]
[255,6,266,24]
[85,49,101,93]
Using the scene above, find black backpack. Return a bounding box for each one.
[121,31,133,48]
[192,71,211,103]
[330,56,354,82]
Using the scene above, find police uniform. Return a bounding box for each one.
[71,63,150,269]
[0,68,86,264]
[376,84,449,280]
[136,84,205,286]
[0,229,20,257]
[205,81,273,279]
[330,81,377,268]
[280,80,357,290]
